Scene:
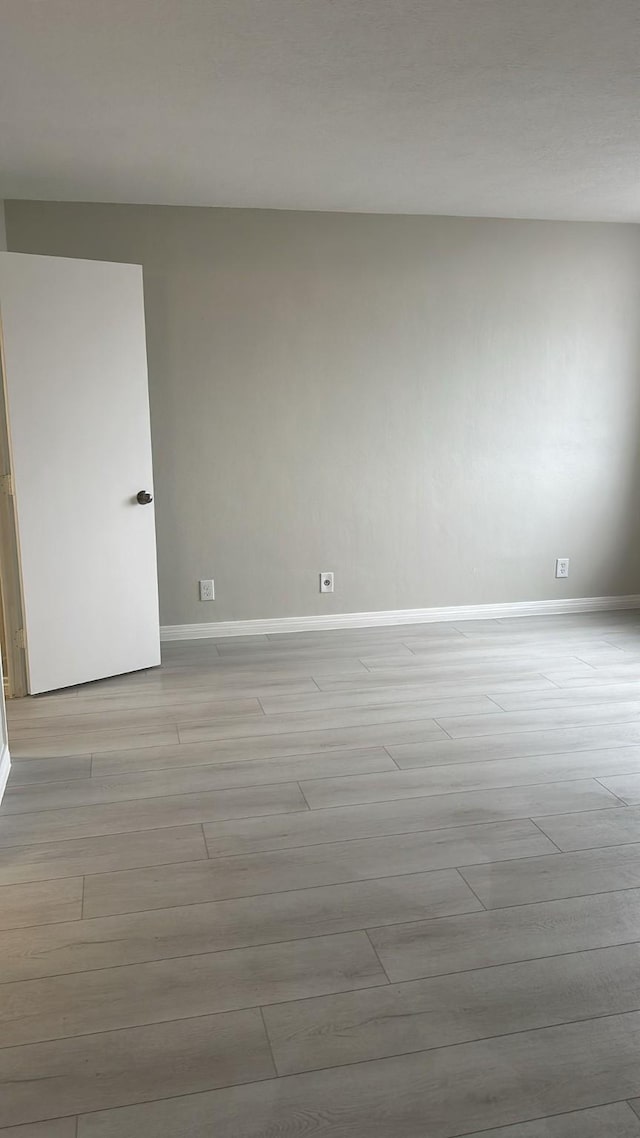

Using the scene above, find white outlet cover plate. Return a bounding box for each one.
[555,558,570,579]
[199,579,215,601]
[320,572,334,593]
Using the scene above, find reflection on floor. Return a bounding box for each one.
[3,612,640,1135]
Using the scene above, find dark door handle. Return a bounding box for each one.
[136,490,153,505]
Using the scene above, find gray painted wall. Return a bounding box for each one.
[0,203,6,251]
[5,201,640,626]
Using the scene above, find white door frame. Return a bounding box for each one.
[0,308,27,699]
[0,650,10,801]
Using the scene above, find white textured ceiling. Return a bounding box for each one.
[2,0,640,219]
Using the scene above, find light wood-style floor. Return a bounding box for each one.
[4,614,640,1135]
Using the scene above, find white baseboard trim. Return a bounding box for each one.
[0,744,11,805]
[160,594,640,641]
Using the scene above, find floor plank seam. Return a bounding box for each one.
[296,781,312,810]
[6,771,94,790]
[89,742,395,778]
[483,694,510,711]
[0,928,405,988]
[454,866,487,909]
[6,933,640,1015]
[191,810,599,854]
[432,717,455,738]
[0,789,627,856]
[258,1005,280,1079]
[22,711,640,765]
[0,980,398,1050]
[593,776,630,806]
[363,929,393,984]
[81,852,212,882]
[342,935,640,983]
[293,775,627,812]
[449,1100,640,1138]
[529,834,640,855]
[80,857,542,918]
[235,1008,640,1082]
[18,1019,640,1131]
[0,819,210,856]
[66,1069,299,1127]
[0,787,313,821]
[17,763,625,815]
[381,744,402,769]
[540,672,567,688]
[84,734,640,777]
[434,709,640,735]
[438,879,640,911]
[527,816,564,853]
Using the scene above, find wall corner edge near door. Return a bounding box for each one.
[0,742,11,805]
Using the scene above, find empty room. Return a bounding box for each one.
[2,1,640,1135]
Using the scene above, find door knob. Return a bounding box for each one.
[136,490,153,505]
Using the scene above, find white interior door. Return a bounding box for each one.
[0,252,160,693]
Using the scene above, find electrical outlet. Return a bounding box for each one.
[555,558,570,579]
[199,579,215,601]
[320,571,334,593]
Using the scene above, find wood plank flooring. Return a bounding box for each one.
[4,613,640,1134]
